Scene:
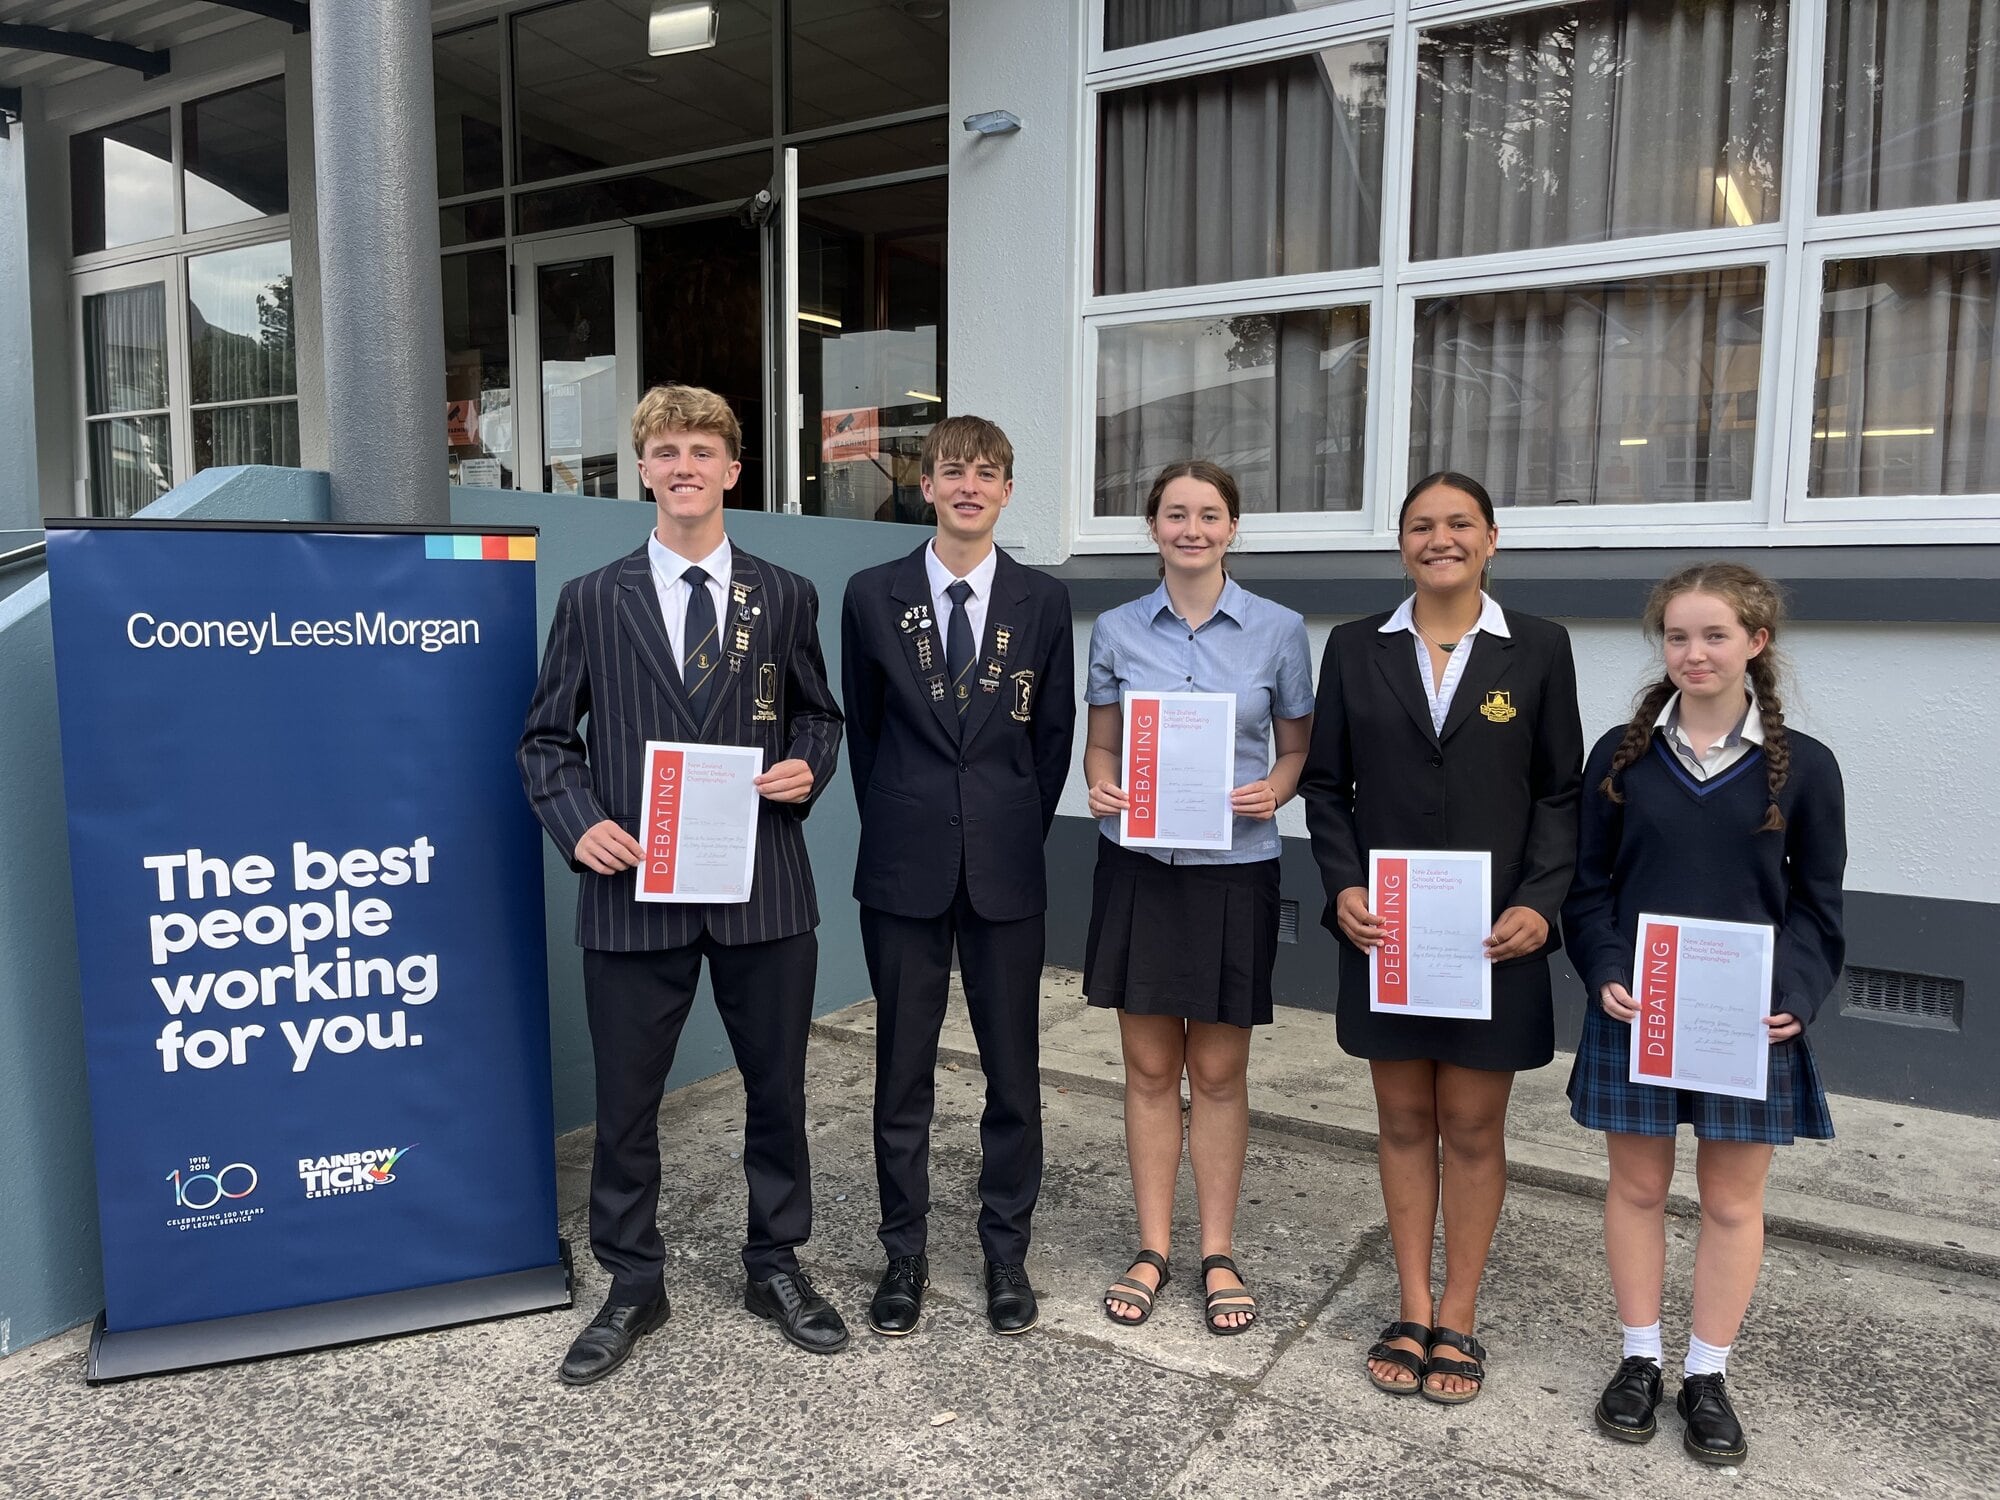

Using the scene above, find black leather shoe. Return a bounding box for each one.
[745,1269,850,1354]
[984,1260,1038,1335]
[868,1254,929,1337]
[1677,1372,1748,1465]
[558,1291,670,1386]
[1594,1355,1663,1442]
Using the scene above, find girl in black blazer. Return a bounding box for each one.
[1300,472,1583,1405]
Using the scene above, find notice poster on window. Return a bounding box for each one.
[1368,850,1492,1019]
[1628,913,1774,1101]
[1119,691,1235,851]
[635,742,761,904]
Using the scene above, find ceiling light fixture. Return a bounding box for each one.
[649,2,718,57]
[905,389,942,403]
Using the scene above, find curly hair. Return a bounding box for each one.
[1601,563,1790,833]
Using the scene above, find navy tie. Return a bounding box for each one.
[682,564,718,724]
[945,579,975,728]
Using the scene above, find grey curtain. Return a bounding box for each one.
[1103,0,1331,51]
[1821,1,2000,215]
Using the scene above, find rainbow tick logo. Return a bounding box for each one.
[299,1144,418,1198]
[367,1145,415,1184]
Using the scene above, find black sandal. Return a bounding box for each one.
[1422,1326,1487,1405]
[1103,1250,1170,1326]
[1365,1320,1430,1395]
[1200,1254,1257,1336]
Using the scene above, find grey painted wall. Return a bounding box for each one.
[456,489,929,1130]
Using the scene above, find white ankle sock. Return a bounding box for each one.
[1685,1333,1730,1377]
[1621,1320,1662,1365]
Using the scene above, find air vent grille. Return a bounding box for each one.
[1277,899,1299,945]
[1840,966,1963,1031]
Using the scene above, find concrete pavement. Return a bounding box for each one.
[1,975,1994,1499]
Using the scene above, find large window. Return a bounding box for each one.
[1085,0,2000,546]
[69,79,294,516]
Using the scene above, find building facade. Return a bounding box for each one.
[3,0,1998,1111]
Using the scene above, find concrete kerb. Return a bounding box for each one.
[809,977,2000,1282]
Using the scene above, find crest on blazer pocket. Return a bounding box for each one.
[1010,670,1035,722]
[753,662,778,721]
[1479,689,1516,723]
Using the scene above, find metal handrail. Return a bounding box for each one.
[0,540,48,572]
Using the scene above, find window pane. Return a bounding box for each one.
[86,416,173,518]
[70,112,173,254]
[444,249,515,488]
[1811,251,2000,497]
[1104,0,1339,51]
[534,255,623,497]
[184,78,289,232]
[513,0,771,183]
[194,403,301,472]
[1412,1,1786,260]
[84,284,170,415]
[1099,40,1387,294]
[796,180,946,523]
[1095,305,1369,517]
[436,21,505,197]
[188,242,296,404]
[640,218,766,508]
[789,0,947,132]
[1820,2,2000,215]
[513,154,769,235]
[796,119,948,190]
[1410,269,1764,507]
[441,197,507,248]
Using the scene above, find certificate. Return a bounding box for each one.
[1368,850,1492,1019]
[1628,913,1774,1101]
[635,741,762,904]
[1120,691,1236,852]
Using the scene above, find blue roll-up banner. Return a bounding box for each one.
[44,520,571,1382]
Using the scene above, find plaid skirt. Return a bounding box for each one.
[1566,1001,1834,1144]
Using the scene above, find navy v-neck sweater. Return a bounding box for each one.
[1561,725,1848,1025]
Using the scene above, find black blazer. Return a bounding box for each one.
[841,544,1075,922]
[518,541,843,951]
[1300,608,1584,951]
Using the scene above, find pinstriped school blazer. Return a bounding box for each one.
[518,541,843,951]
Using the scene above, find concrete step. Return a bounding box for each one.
[813,967,2000,1279]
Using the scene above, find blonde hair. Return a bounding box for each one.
[632,384,741,460]
[920,415,1014,480]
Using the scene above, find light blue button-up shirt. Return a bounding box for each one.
[1086,577,1315,865]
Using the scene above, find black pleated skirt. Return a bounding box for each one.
[1082,836,1281,1029]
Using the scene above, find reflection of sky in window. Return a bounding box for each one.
[103,138,174,247]
[189,243,291,337]
[185,171,262,232]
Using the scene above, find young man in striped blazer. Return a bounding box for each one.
[519,384,848,1384]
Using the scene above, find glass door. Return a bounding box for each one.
[73,257,185,517]
[514,228,638,497]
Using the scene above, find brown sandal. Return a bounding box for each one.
[1201,1254,1257,1336]
[1103,1249,1170,1326]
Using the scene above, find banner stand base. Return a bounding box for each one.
[86,1239,574,1384]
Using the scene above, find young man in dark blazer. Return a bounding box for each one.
[840,416,1076,1337]
[520,384,848,1384]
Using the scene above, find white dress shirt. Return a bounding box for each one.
[647,531,732,674]
[1655,689,1764,780]
[923,539,997,661]
[1380,591,1512,736]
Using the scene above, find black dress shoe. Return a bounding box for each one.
[1677,1372,1748,1465]
[984,1260,1038,1335]
[1594,1355,1663,1442]
[558,1291,670,1386]
[745,1269,851,1354]
[868,1254,929,1337]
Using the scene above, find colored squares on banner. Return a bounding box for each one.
[424,534,535,561]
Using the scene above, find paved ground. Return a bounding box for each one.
[2,977,1995,1499]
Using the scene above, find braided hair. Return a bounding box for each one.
[1600,564,1790,832]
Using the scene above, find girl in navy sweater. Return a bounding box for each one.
[1562,564,1845,1469]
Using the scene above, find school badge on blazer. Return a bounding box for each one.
[1010,669,1035,722]
[1479,689,1516,723]
[753,662,778,722]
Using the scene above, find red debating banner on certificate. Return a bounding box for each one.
[640,747,685,897]
[1637,921,1679,1077]
[1126,697,1159,840]
[1374,858,1408,1004]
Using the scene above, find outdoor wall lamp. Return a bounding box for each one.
[963,110,1022,136]
[649,2,718,57]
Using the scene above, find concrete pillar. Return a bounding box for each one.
[310,0,448,525]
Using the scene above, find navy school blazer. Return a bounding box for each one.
[518,541,843,951]
[840,543,1076,923]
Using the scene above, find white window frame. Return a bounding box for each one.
[1075,0,2000,553]
[72,256,190,511]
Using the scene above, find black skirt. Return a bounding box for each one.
[1083,836,1281,1028]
